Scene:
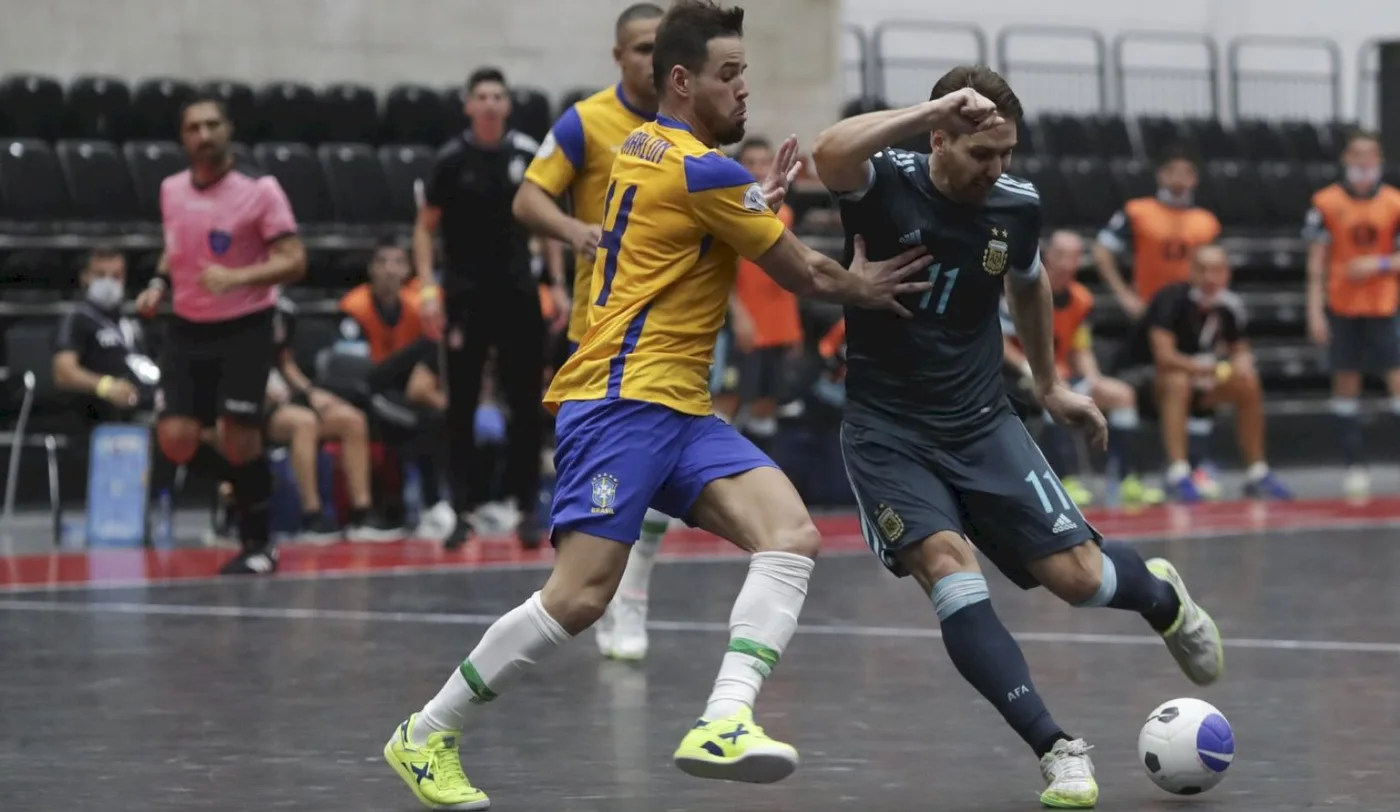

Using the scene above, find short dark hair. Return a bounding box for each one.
[928,65,1023,122]
[735,137,771,159]
[652,0,746,96]
[372,234,408,256]
[86,245,124,267]
[1156,143,1200,169]
[178,93,229,128]
[467,67,507,93]
[1345,129,1382,152]
[616,2,664,38]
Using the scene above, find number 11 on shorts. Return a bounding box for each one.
[1025,468,1072,513]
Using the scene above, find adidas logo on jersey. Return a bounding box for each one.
[899,230,922,246]
[1052,514,1078,534]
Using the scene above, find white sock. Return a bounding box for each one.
[413,591,571,744]
[702,551,813,719]
[1246,461,1269,481]
[1166,460,1191,483]
[617,509,668,599]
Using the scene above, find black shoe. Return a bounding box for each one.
[444,514,472,551]
[517,514,543,550]
[220,546,278,575]
[346,510,407,543]
[299,511,343,545]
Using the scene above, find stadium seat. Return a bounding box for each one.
[378,144,435,223]
[122,141,184,222]
[1278,121,1329,163]
[1013,117,1040,156]
[1088,115,1134,159]
[1256,162,1315,231]
[1011,157,1071,228]
[559,87,599,112]
[1200,161,1265,228]
[318,143,393,224]
[381,84,450,147]
[0,250,67,288]
[291,315,340,379]
[1108,158,1157,203]
[0,139,73,229]
[230,141,258,171]
[1038,114,1096,157]
[131,77,196,140]
[0,73,66,140]
[1057,158,1120,227]
[320,83,379,144]
[841,95,889,119]
[441,86,468,139]
[1185,118,1247,161]
[254,142,333,226]
[199,79,258,135]
[55,140,141,231]
[1236,119,1291,162]
[507,87,552,142]
[328,250,373,289]
[66,75,132,142]
[256,81,321,144]
[1136,116,1187,160]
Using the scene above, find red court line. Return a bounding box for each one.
[2,496,1399,591]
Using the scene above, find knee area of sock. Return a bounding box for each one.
[1053,545,1115,607]
[1107,406,1139,429]
[929,572,989,621]
[754,518,821,559]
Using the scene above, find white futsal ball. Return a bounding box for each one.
[1137,698,1235,795]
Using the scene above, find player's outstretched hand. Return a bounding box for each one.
[1042,382,1109,451]
[929,87,1004,136]
[849,235,934,318]
[761,134,803,211]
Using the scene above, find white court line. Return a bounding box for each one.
[1,596,1397,655]
[1,515,1398,596]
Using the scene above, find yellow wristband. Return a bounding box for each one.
[96,376,113,397]
[1215,361,1231,382]
[419,283,441,301]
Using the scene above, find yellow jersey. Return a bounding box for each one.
[524,84,655,342]
[544,115,787,416]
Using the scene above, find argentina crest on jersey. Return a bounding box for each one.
[590,473,619,515]
[983,227,1010,275]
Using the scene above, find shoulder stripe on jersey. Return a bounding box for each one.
[997,175,1037,192]
[550,106,586,169]
[995,180,1039,200]
[683,152,756,193]
[510,131,540,153]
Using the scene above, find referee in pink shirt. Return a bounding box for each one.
[136,95,307,575]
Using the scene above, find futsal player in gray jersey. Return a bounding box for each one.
[812,66,1225,808]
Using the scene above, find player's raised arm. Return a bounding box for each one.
[755,233,932,317]
[811,88,1002,194]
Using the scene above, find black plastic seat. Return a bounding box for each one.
[318,143,393,224]
[66,75,132,141]
[1012,157,1071,228]
[381,84,450,147]
[199,79,257,136]
[122,141,186,222]
[320,83,379,144]
[378,144,435,223]
[1058,158,1121,227]
[1137,116,1188,161]
[0,139,73,228]
[1236,119,1290,162]
[1200,160,1265,228]
[507,87,552,142]
[1256,161,1316,229]
[559,87,600,113]
[0,73,66,140]
[55,139,140,230]
[131,77,196,140]
[1278,121,1329,163]
[253,142,333,225]
[1185,118,1247,160]
[256,81,321,143]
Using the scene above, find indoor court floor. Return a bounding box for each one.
[4,497,1400,811]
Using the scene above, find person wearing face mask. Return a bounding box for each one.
[1121,245,1291,502]
[53,248,153,423]
[1302,130,1400,498]
[335,237,424,363]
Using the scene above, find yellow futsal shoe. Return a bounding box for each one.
[1119,474,1164,506]
[1147,558,1224,685]
[672,707,799,784]
[1062,476,1094,507]
[384,714,490,810]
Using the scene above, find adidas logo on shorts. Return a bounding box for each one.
[1051,513,1077,534]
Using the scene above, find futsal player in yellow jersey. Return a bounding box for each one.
[386,3,935,807]
[514,2,672,664]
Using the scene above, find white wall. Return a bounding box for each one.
[843,0,1400,121]
[0,0,842,147]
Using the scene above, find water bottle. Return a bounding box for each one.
[151,488,173,548]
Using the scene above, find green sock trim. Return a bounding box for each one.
[728,638,780,671]
[459,660,497,703]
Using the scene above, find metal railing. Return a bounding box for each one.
[842,23,872,100]
[1357,37,1382,130]
[1228,35,1342,122]
[996,25,1108,115]
[1113,30,1220,119]
[871,20,988,104]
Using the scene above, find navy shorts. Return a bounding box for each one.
[550,398,776,543]
[1327,312,1400,374]
[840,412,1101,589]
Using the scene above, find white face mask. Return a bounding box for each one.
[1157,188,1194,208]
[86,277,125,310]
[1347,165,1382,188]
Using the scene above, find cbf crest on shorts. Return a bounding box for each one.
[983,227,1009,276]
[590,473,619,515]
[208,229,233,256]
